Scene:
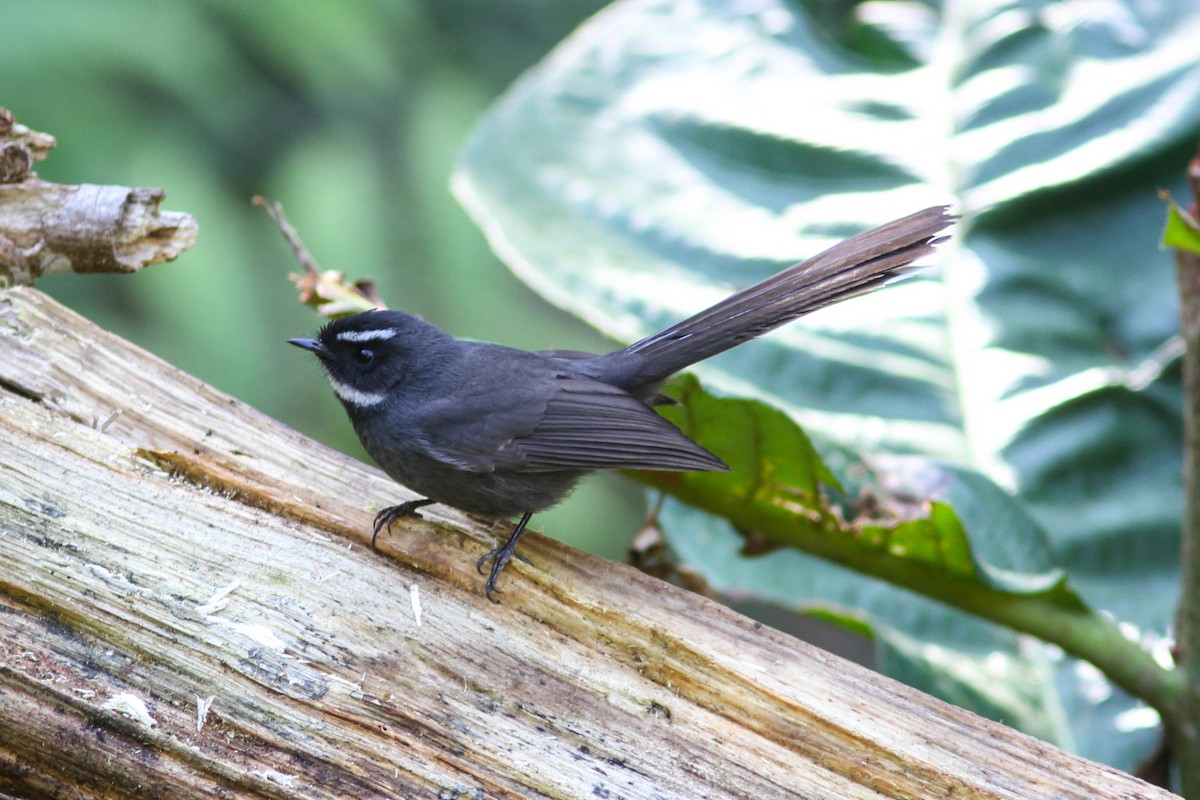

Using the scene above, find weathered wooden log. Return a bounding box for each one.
[0,286,1176,798]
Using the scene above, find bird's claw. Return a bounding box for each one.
[476,546,533,604]
[371,498,434,550]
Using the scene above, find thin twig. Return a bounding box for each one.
[253,195,322,278]
[254,195,385,316]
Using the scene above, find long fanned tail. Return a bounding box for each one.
[613,205,955,389]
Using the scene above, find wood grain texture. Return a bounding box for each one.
[0,286,1176,799]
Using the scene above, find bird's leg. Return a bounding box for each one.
[371,498,435,550]
[477,511,535,604]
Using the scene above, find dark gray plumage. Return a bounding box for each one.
[290,205,955,601]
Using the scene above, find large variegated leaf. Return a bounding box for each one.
[455,0,1200,770]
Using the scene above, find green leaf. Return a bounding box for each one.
[644,375,1075,601]
[455,0,1199,770]
[1163,194,1200,255]
[639,374,1118,653]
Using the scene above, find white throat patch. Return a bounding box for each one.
[335,328,397,343]
[327,375,387,408]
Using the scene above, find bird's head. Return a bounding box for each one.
[289,310,444,410]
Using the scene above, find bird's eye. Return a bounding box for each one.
[354,348,375,366]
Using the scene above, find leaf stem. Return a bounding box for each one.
[1169,147,1200,797]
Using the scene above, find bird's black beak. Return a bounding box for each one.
[288,337,327,356]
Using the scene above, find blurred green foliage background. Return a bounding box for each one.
[3,0,653,559]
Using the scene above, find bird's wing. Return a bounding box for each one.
[495,379,728,473]
[417,377,726,474]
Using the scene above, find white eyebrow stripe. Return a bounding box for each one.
[335,328,397,343]
[327,376,387,408]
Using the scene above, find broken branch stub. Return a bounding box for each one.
[0,108,197,287]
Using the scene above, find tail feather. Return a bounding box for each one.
[615,205,955,388]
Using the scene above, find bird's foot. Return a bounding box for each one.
[371,498,435,550]
[476,545,533,603]
[475,512,535,603]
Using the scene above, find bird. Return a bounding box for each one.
[290,205,954,602]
